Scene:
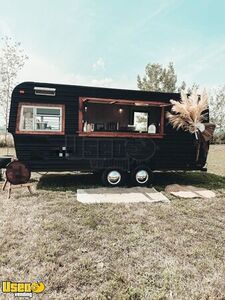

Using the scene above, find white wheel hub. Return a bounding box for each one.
[136,170,149,184]
[107,170,121,185]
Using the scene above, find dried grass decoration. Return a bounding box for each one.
[167,89,215,141]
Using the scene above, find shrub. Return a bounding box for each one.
[0,134,14,147]
[211,131,225,144]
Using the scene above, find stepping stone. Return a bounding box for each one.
[165,184,216,199]
[170,191,199,198]
[195,190,216,198]
[77,187,170,204]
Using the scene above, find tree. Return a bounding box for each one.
[0,36,28,142]
[209,85,225,132]
[177,80,186,92]
[137,62,200,94]
[137,62,177,92]
[177,81,199,94]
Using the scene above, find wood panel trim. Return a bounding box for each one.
[80,96,171,107]
[160,106,165,136]
[16,102,65,135]
[78,97,166,138]
[77,131,164,139]
[79,98,84,132]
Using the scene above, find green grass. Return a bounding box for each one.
[207,144,225,176]
[0,184,224,299]
[0,145,225,299]
[154,171,225,190]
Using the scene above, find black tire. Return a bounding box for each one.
[131,166,153,186]
[101,169,125,187]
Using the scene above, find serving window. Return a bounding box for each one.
[16,103,65,135]
[78,97,168,138]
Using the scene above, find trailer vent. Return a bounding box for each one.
[34,87,56,96]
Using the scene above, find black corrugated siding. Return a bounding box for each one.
[8,82,207,172]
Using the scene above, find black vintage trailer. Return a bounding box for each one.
[1,81,209,186]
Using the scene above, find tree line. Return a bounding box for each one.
[137,62,225,142]
[0,37,224,144]
[0,36,28,144]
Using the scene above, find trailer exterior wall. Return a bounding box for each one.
[8,82,207,172]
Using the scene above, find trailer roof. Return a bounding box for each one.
[12,81,181,104]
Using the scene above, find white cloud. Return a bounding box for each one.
[92,57,105,71]
[17,53,81,84]
[16,52,136,90]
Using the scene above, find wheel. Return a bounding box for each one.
[6,160,31,184]
[131,166,153,186]
[101,169,124,187]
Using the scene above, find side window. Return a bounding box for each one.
[17,104,64,134]
[133,112,148,132]
[35,108,61,131]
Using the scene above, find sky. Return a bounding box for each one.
[1,0,225,91]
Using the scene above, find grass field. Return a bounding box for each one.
[207,144,225,176]
[0,145,225,299]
